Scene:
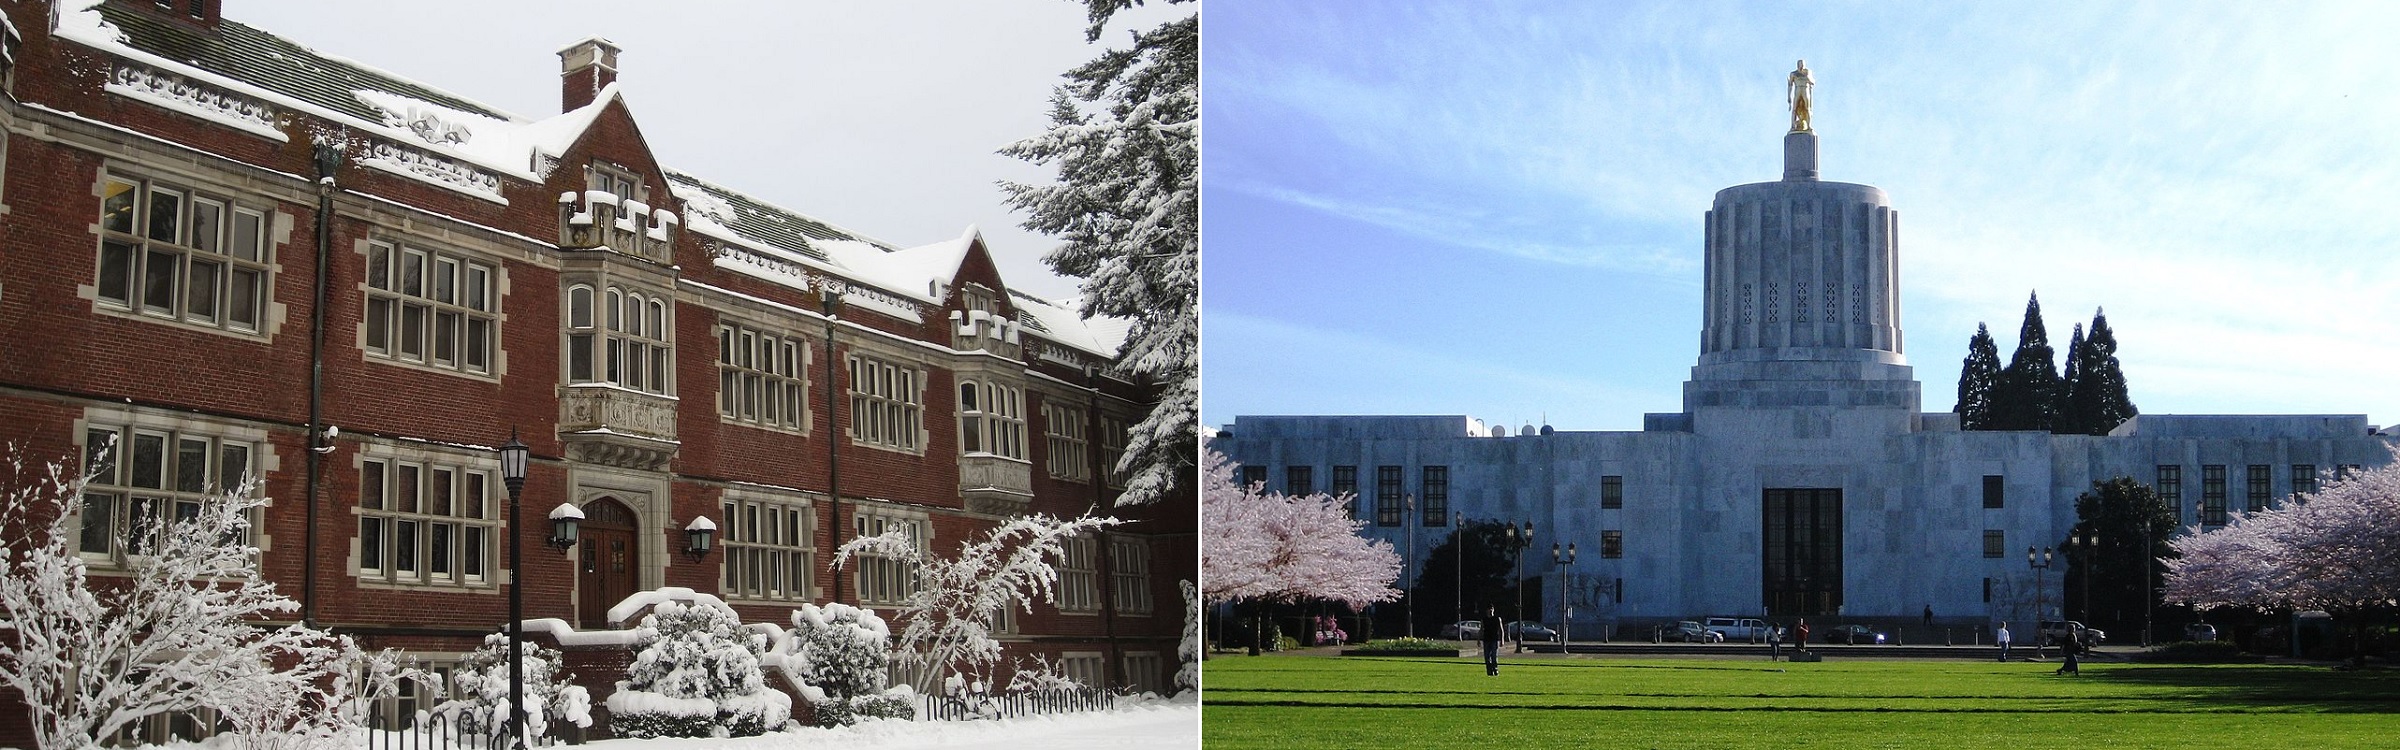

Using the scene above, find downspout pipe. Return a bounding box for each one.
[304,138,342,628]
[1089,366,1121,691]
[823,292,844,604]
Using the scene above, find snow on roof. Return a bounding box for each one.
[818,227,978,305]
[1011,289,1130,355]
[605,586,734,626]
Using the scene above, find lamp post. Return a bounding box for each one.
[2068,531,2098,627]
[2026,545,2053,659]
[1552,542,1577,649]
[1402,494,1416,639]
[2142,523,2154,648]
[1506,521,1533,652]
[497,433,530,750]
[1453,511,1464,643]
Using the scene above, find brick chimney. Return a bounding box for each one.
[557,37,621,112]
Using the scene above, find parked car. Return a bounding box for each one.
[1668,620,1725,643]
[1826,624,1888,645]
[1703,617,1772,641]
[1440,620,1484,640]
[2184,623,2218,642]
[2037,620,2106,647]
[1505,621,1558,643]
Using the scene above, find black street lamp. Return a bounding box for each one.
[2068,531,2099,627]
[497,433,530,749]
[1506,521,1533,652]
[1552,542,1577,647]
[1453,511,1464,643]
[2027,545,2053,659]
[1403,493,1416,639]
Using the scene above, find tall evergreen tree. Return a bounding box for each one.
[1991,292,2061,431]
[2053,323,2086,435]
[2074,308,2139,435]
[1003,0,1198,504]
[1954,323,2003,430]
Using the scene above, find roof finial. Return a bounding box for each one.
[1787,60,1814,133]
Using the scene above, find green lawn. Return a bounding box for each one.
[1202,654,2400,749]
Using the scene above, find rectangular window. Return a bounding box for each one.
[957,381,1026,460]
[1983,577,1994,603]
[95,177,270,332]
[1982,475,2004,509]
[2246,465,2271,512]
[721,496,815,601]
[847,355,924,451]
[2292,465,2316,497]
[1058,534,1099,613]
[1601,475,1623,509]
[853,513,926,605]
[2337,464,2362,480]
[356,456,495,588]
[1374,466,1404,527]
[1601,530,1623,559]
[1098,415,1129,487]
[1983,530,2006,558]
[1285,465,1314,497]
[1331,466,1358,519]
[78,425,256,561]
[364,241,497,375]
[1239,466,1266,489]
[1421,466,1448,526]
[1111,539,1152,614]
[2155,465,2183,520]
[1044,403,1090,480]
[2201,465,2227,526]
[716,323,808,431]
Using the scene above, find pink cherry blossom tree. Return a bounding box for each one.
[2166,448,2400,663]
[1202,451,1400,653]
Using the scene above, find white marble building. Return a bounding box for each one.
[1209,120,2395,633]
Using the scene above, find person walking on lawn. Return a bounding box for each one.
[2054,635,2082,675]
[1997,621,2013,662]
[1796,618,1811,654]
[1479,607,1506,676]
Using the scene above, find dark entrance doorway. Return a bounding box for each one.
[1762,488,1842,617]
[577,497,640,628]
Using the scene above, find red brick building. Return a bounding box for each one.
[0,1,1191,742]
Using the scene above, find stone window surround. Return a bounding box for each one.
[1056,532,1100,614]
[72,408,272,568]
[714,317,814,435]
[850,501,931,607]
[718,485,820,602]
[86,167,290,342]
[1110,536,1152,615]
[357,236,504,380]
[845,346,929,456]
[348,441,501,594]
[1042,401,1089,482]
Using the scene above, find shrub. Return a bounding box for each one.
[607,599,790,737]
[784,603,914,727]
[432,635,591,742]
[1357,637,1452,652]
[2138,640,2259,663]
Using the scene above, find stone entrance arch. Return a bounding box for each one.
[577,496,641,628]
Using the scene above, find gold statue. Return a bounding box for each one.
[1788,60,1814,133]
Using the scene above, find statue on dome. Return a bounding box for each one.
[1788,60,1814,133]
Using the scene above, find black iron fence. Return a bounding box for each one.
[363,709,567,750]
[922,687,1115,721]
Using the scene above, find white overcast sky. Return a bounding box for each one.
[235,0,1179,304]
[1203,0,2400,432]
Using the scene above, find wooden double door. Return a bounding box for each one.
[577,497,640,628]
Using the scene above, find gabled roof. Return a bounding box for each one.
[94,2,516,125]
[666,170,889,262]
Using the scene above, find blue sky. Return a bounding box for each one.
[1202,1,2400,433]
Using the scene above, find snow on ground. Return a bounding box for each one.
[578,694,1197,750]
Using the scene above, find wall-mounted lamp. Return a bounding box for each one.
[684,515,717,560]
[547,502,583,551]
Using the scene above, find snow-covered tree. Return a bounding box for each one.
[2166,450,2400,663]
[607,599,789,737]
[1001,0,1197,506]
[835,513,1123,696]
[0,448,347,750]
[1174,579,1198,692]
[782,602,912,727]
[434,633,591,743]
[1201,451,1403,609]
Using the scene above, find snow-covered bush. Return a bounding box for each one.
[783,602,914,726]
[835,513,1123,698]
[0,447,351,750]
[1175,579,1199,694]
[1004,655,1084,693]
[607,598,790,737]
[431,633,590,743]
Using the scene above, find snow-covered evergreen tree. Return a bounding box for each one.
[1174,579,1199,692]
[606,598,789,737]
[835,513,1123,696]
[0,447,348,750]
[783,602,912,726]
[1001,0,1197,506]
[433,633,590,743]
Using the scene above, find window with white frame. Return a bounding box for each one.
[78,424,256,561]
[720,495,815,601]
[565,284,670,394]
[360,662,454,730]
[852,512,926,605]
[364,240,497,374]
[1121,651,1162,693]
[717,323,808,431]
[1057,533,1099,613]
[1044,402,1088,480]
[1057,652,1105,689]
[1110,537,1152,615]
[958,380,1025,459]
[847,354,923,451]
[1099,415,1129,488]
[96,175,271,332]
[357,457,495,587]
